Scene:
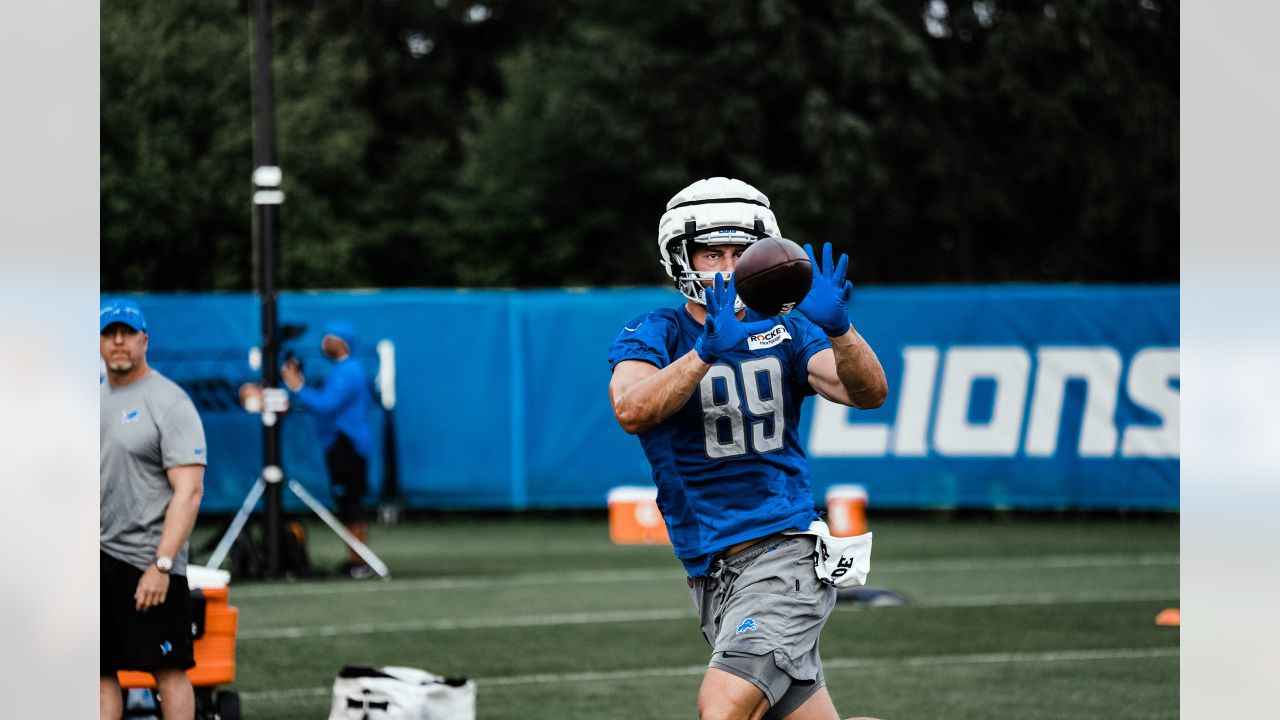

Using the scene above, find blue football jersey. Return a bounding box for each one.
[608,305,832,576]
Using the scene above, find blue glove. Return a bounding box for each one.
[694,273,779,363]
[798,242,853,336]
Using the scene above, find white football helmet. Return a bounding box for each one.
[657,177,781,307]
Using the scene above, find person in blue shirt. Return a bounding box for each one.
[608,177,888,720]
[282,320,376,578]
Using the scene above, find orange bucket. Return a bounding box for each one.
[608,486,670,545]
[825,484,869,537]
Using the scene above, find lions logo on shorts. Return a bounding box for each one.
[735,617,758,635]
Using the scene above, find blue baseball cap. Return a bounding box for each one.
[322,320,357,349]
[100,298,147,333]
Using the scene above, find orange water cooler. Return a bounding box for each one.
[825,484,869,537]
[608,486,671,545]
[117,567,241,719]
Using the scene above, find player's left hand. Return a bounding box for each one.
[695,273,779,363]
[798,242,853,337]
[281,359,305,392]
[135,566,170,613]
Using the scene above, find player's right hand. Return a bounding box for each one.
[135,566,170,613]
[695,273,779,363]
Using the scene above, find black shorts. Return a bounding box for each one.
[100,551,195,676]
[326,433,368,525]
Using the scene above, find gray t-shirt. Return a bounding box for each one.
[101,371,206,574]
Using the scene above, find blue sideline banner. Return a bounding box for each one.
[107,286,1178,513]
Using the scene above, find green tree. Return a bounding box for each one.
[101,0,252,291]
[452,0,1177,286]
[102,0,570,291]
[102,0,1177,291]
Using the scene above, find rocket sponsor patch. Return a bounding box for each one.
[747,325,791,350]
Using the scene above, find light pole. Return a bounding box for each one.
[250,0,284,578]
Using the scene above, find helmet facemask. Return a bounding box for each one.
[665,219,770,310]
[656,177,781,310]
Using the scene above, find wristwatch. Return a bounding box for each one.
[154,556,173,574]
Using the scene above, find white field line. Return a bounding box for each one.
[230,568,676,599]
[239,607,692,640]
[883,551,1178,573]
[239,646,1179,702]
[840,587,1179,610]
[238,587,1178,641]
[228,552,1178,600]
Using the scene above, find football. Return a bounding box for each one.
[733,237,812,316]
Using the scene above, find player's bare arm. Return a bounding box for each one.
[135,464,204,612]
[807,328,887,409]
[796,241,888,410]
[610,354,711,434]
[612,273,776,435]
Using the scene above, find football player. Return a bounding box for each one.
[608,177,888,720]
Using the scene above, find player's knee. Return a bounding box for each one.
[698,696,755,720]
[152,667,191,688]
[697,704,733,720]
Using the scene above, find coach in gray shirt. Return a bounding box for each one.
[99,298,205,720]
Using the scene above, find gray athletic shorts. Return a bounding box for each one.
[688,533,837,719]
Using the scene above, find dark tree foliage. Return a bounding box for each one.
[102,0,253,291]
[101,0,1177,291]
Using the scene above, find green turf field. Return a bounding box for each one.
[190,513,1178,719]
